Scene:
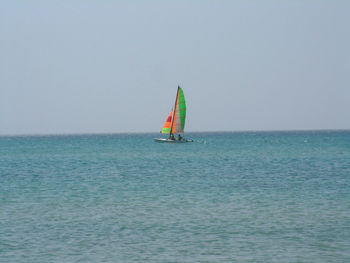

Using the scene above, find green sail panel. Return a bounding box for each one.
[173,87,186,133]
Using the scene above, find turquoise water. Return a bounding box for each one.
[1,131,350,262]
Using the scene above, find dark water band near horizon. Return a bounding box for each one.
[1,131,350,262]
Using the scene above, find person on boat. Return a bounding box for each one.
[178,134,182,141]
[170,134,175,140]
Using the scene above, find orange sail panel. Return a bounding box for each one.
[161,110,173,133]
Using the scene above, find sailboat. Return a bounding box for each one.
[154,86,193,143]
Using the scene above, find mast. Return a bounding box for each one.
[169,86,180,138]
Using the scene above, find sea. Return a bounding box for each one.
[1,131,349,263]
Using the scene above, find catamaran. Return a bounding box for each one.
[154,86,193,143]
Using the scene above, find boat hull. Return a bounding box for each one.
[154,138,193,143]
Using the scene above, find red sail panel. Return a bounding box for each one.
[171,91,179,133]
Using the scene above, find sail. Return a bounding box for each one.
[172,87,186,133]
[161,110,173,133]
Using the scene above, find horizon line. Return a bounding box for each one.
[1,128,349,137]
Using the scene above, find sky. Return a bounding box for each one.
[1,0,349,135]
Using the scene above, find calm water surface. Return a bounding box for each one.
[1,131,350,262]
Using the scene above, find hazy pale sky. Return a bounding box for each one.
[1,0,349,135]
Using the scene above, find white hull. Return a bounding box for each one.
[154,138,193,143]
